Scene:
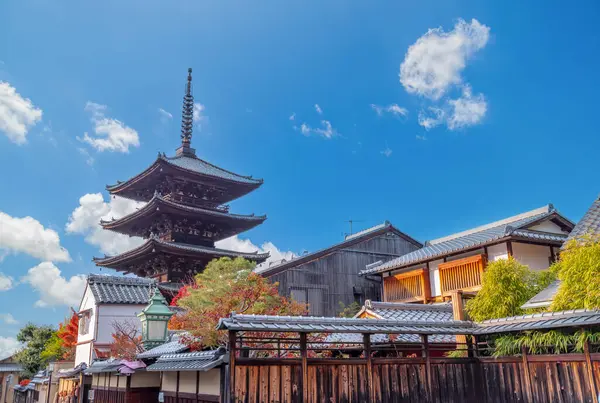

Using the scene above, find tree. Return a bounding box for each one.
[173,257,307,348]
[465,257,555,322]
[109,321,144,360]
[42,312,80,361]
[338,301,362,318]
[15,324,56,378]
[551,234,600,311]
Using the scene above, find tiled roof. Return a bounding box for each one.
[361,205,572,276]
[521,280,561,310]
[0,363,22,373]
[161,154,263,185]
[217,313,474,335]
[137,332,189,359]
[475,309,600,335]
[56,363,87,378]
[88,274,155,305]
[146,349,226,372]
[256,221,422,276]
[326,332,455,345]
[356,300,453,322]
[84,360,146,375]
[564,196,600,244]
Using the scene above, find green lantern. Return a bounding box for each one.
[138,289,174,350]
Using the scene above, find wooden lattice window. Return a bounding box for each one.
[438,254,486,297]
[383,268,431,303]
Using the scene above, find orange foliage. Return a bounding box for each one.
[57,311,79,359]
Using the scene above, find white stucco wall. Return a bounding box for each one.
[487,243,509,261]
[161,372,178,392]
[179,372,197,394]
[529,221,569,234]
[74,341,93,366]
[512,242,553,271]
[428,259,443,297]
[199,369,221,395]
[131,372,161,388]
[96,304,146,344]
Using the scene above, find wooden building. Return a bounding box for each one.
[257,221,422,316]
[86,360,160,403]
[0,356,22,403]
[360,205,574,304]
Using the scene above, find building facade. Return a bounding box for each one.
[0,356,21,403]
[258,221,422,316]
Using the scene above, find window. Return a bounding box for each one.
[79,310,92,335]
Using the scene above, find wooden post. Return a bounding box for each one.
[422,334,433,402]
[176,371,180,401]
[300,333,308,402]
[451,290,467,349]
[228,330,236,403]
[521,346,534,403]
[125,375,131,403]
[364,334,374,403]
[584,339,598,403]
[422,264,432,303]
[507,241,513,258]
[196,371,200,403]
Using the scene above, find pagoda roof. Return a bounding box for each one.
[106,153,263,198]
[93,238,269,268]
[100,194,266,239]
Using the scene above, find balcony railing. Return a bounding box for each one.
[383,268,431,303]
[438,254,486,297]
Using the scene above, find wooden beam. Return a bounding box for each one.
[584,339,599,403]
[300,333,308,402]
[521,346,534,403]
[228,330,236,403]
[422,335,433,401]
[364,334,374,403]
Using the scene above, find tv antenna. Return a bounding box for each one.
[344,219,364,237]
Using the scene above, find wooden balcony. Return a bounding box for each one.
[439,254,486,297]
[383,268,431,303]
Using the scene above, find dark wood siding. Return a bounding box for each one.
[266,232,420,317]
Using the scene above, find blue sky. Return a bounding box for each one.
[1,0,599,356]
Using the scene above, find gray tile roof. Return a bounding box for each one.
[217,313,474,335]
[326,332,455,345]
[0,363,22,373]
[564,196,600,244]
[521,280,561,310]
[358,300,453,322]
[137,332,189,359]
[162,154,262,185]
[361,205,572,276]
[56,363,87,378]
[84,361,124,374]
[88,274,155,305]
[475,309,600,335]
[146,349,226,372]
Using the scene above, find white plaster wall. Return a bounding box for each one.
[445,248,485,262]
[198,369,221,395]
[109,374,120,388]
[77,287,96,344]
[75,341,92,366]
[487,243,509,262]
[131,372,161,388]
[428,259,443,297]
[529,221,569,234]
[512,242,552,271]
[96,304,146,344]
[161,372,178,392]
[179,372,197,394]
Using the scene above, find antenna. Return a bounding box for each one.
[344,219,364,237]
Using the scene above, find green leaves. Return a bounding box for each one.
[15,324,57,379]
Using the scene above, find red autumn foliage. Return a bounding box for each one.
[109,321,144,361]
[57,311,79,359]
[19,379,30,387]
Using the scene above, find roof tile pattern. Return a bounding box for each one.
[564,196,600,244]
[162,155,262,185]
[363,301,453,322]
[146,349,226,372]
[137,332,189,359]
[88,274,155,304]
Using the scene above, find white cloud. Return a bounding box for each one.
[298,120,336,139]
[22,262,86,308]
[216,236,296,269]
[0,211,71,262]
[0,314,17,325]
[447,86,487,130]
[0,337,20,360]
[193,103,205,123]
[289,113,296,121]
[314,104,323,115]
[380,147,393,157]
[400,19,490,100]
[371,104,409,117]
[77,147,94,166]
[416,134,427,141]
[0,273,14,291]
[158,108,173,122]
[66,193,144,255]
[418,107,446,130]
[0,81,43,144]
[80,102,140,153]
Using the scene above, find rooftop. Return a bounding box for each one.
[563,195,600,245]
[146,348,226,372]
[355,300,453,322]
[88,274,155,305]
[137,332,189,359]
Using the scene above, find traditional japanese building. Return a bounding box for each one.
[93,69,269,283]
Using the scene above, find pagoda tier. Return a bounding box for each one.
[105,152,263,207]
[100,194,266,244]
[93,238,269,282]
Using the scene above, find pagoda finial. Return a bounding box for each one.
[178,68,195,156]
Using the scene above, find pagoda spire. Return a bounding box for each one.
[177,68,196,156]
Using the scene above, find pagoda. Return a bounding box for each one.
[93,68,269,284]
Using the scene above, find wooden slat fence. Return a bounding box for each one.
[439,254,486,297]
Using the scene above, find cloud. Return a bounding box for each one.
[380,147,393,157]
[371,104,409,118]
[0,211,71,262]
[66,193,144,255]
[297,120,336,139]
[416,134,427,141]
[418,107,446,130]
[0,81,43,144]
[289,113,296,121]
[158,108,173,122]
[400,18,490,100]
[77,147,94,166]
[0,337,20,360]
[22,262,86,308]
[0,273,14,291]
[216,236,296,269]
[314,104,323,115]
[447,86,487,130]
[0,314,17,325]
[193,103,205,123]
[80,102,140,153]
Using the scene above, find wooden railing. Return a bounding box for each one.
[439,254,486,297]
[383,268,431,303]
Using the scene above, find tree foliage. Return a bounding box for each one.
[41,311,79,362]
[465,257,555,322]
[551,234,600,311]
[172,257,307,348]
[337,301,362,318]
[109,321,144,360]
[15,324,56,378]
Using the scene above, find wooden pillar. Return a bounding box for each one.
[521,346,534,403]
[451,290,467,348]
[422,264,432,303]
[196,371,200,403]
[507,241,513,258]
[176,371,180,402]
[300,333,308,402]
[549,246,556,264]
[364,334,374,403]
[584,339,599,403]
[228,330,236,403]
[422,335,433,402]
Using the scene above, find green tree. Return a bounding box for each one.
[465,257,555,322]
[551,234,600,311]
[337,301,362,318]
[15,324,56,378]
